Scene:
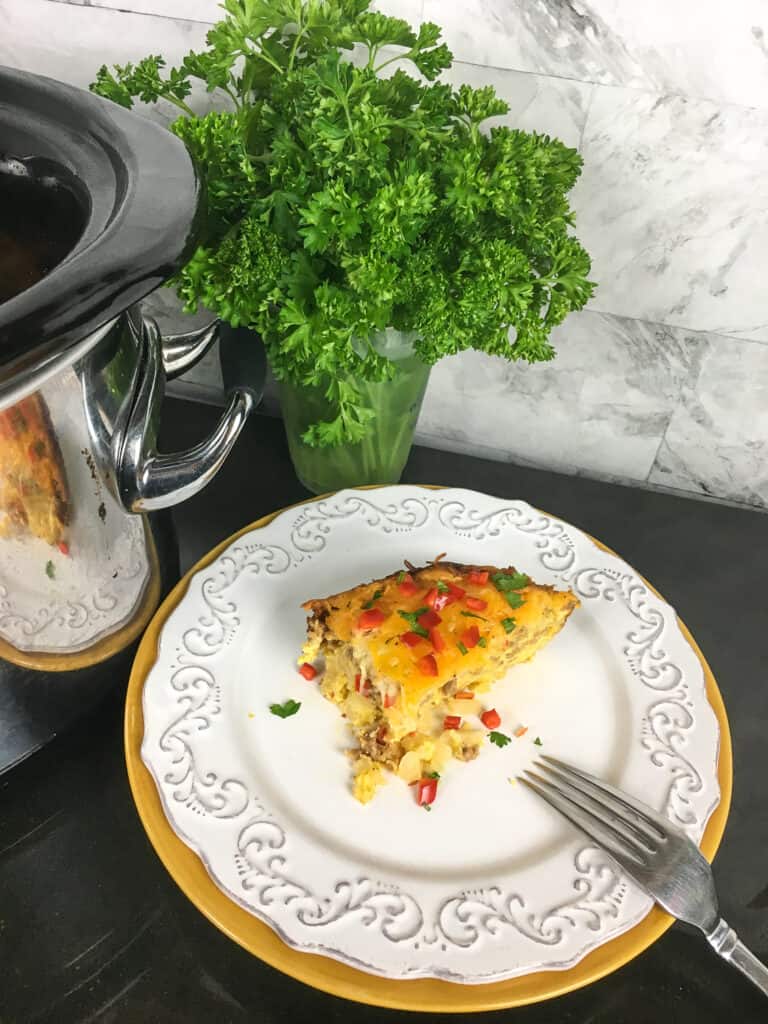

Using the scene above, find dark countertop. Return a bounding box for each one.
[2,398,766,1024]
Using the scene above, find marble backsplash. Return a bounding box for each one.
[2,0,766,509]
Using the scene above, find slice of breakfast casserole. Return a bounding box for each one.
[301,561,578,805]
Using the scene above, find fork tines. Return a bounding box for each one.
[520,756,680,872]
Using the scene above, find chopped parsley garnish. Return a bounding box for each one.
[396,570,407,583]
[45,560,55,580]
[501,617,516,633]
[398,608,429,638]
[409,625,430,640]
[534,736,543,746]
[269,699,301,718]
[489,730,511,748]
[492,572,528,609]
[426,770,440,779]
[436,580,450,593]
[477,636,487,648]
[363,589,384,609]
[460,610,486,620]
[457,641,468,655]
[492,571,529,592]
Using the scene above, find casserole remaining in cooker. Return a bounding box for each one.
[0,394,69,547]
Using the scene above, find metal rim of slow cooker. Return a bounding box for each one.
[0,65,202,400]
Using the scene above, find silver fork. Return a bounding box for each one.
[521,755,768,997]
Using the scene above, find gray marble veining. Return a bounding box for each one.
[422,0,768,110]
[572,87,768,343]
[649,337,768,507]
[0,0,211,122]
[416,310,712,482]
[46,0,422,24]
[47,0,221,19]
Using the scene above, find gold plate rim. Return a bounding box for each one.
[0,517,162,672]
[124,488,732,1013]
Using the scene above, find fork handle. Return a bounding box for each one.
[706,918,768,997]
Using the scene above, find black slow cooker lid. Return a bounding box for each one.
[0,66,200,384]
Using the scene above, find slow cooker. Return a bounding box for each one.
[0,66,264,770]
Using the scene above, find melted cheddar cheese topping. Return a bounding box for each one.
[320,565,560,715]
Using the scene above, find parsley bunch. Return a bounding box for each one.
[92,0,595,447]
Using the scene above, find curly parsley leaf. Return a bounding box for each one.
[453,83,509,122]
[492,571,529,591]
[90,1,594,447]
[489,731,511,748]
[91,56,193,112]
[269,699,302,718]
[398,607,429,638]
[492,572,528,609]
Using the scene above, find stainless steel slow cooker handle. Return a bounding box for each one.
[159,319,220,380]
[118,315,265,513]
[126,304,220,382]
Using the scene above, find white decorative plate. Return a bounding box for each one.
[141,486,721,984]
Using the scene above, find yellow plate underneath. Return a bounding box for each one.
[125,491,732,1013]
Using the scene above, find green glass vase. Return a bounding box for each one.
[278,329,430,494]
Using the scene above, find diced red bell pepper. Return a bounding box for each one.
[416,777,438,807]
[417,653,438,676]
[429,627,445,652]
[447,582,466,600]
[417,608,441,630]
[358,608,386,629]
[298,662,317,680]
[468,570,489,585]
[354,673,371,695]
[401,631,423,648]
[465,596,487,611]
[455,690,475,700]
[57,540,70,557]
[481,708,501,730]
[426,587,452,612]
[384,690,397,708]
[399,575,419,596]
[443,715,462,730]
[460,625,480,649]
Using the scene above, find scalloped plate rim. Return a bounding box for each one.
[131,485,731,999]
